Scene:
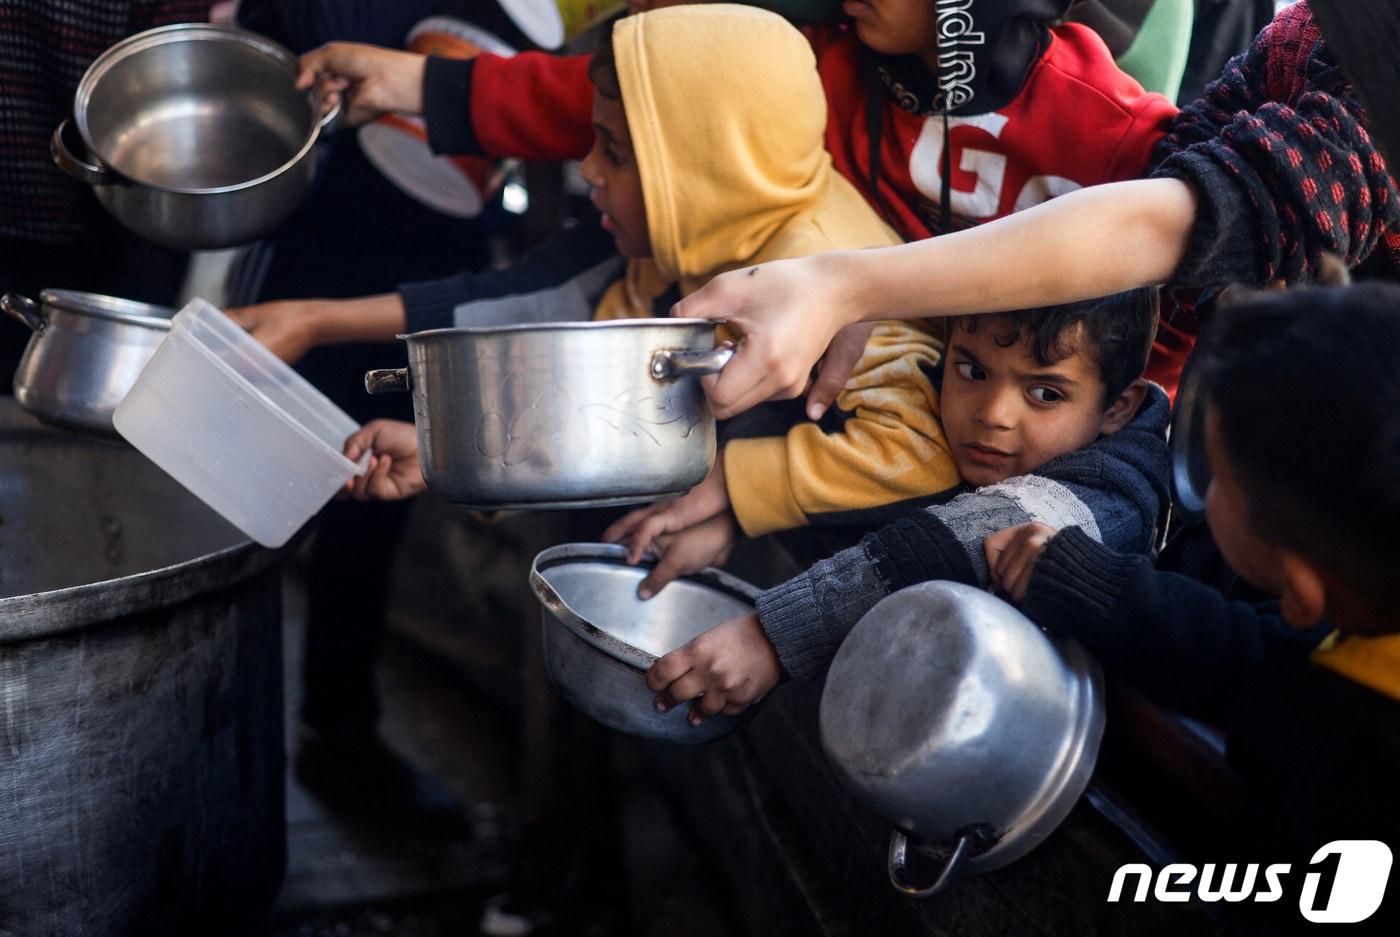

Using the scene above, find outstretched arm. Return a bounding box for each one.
[679,177,1198,419]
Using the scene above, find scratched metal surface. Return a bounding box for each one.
[0,402,286,937]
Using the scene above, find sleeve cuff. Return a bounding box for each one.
[398,276,468,333]
[724,437,807,537]
[755,573,826,680]
[423,56,480,155]
[1153,149,1265,288]
[1019,526,1143,638]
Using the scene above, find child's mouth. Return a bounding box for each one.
[600,211,616,233]
[964,443,1013,467]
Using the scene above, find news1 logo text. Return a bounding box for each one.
[1108,840,1392,924]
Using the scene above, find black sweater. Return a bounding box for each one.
[1023,527,1400,933]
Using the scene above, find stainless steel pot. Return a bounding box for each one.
[530,543,759,744]
[4,289,174,436]
[819,581,1105,898]
[367,319,732,509]
[52,23,337,251]
[0,400,285,937]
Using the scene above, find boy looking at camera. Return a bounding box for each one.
[639,286,1172,722]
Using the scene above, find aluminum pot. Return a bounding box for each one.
[367,319,732,508]
[529,543,759,743]
[0,400,285,937]
[819,581,1105,898]
[4,289,174,436]
[52,23,337,251]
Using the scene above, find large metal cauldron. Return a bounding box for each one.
[0,402,286,937]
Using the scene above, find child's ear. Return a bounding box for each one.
[1278,551,1328,628]
[1098,378,1148,436]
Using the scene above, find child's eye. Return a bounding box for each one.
[607,147,624,166]
[954,361,985,381]
[1028,386,1064,404]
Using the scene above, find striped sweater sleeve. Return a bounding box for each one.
[756,385,1171,679]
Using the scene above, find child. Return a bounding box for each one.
[257,0,1178,392]
[983,283,1400,932]
[671,1,1400,418]
[638,288,1171,723]
[343,5,948,519]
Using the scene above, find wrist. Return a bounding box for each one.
[819,249,876,329]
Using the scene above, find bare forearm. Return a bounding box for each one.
[828,178,1199,325]
[308,293,407,344]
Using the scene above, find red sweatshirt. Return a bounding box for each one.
[440,21,1180,376]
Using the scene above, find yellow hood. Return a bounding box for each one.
[604,4,898,307]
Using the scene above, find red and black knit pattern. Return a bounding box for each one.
[1151,0,1400,287]
[0,0,210,244]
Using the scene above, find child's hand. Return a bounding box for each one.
[603,457,730,565]
[228,300,323,365]
[341,419,426,501]
[645,612,780,726]
[983,522,1060,602]
[296,42,427,127]
[634,512,739,599]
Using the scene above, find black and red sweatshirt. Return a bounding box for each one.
[427,15,1176,242]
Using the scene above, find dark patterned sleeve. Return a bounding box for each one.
[1150,3,1400,287]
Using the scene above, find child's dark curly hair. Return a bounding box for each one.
[950,286,1160,405]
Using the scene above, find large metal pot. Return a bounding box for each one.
[819,581,1105,898]
[3,289,173,436]
[52,23,337,250]
[367,319,732,508]
[530,543,758,743]
[0,401,286,936]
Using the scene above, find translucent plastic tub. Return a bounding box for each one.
[114,299,368,548]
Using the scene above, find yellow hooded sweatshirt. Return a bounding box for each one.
[595,4,958,537]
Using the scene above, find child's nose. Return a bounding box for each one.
[975,390,1017,429]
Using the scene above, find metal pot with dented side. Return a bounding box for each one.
[3,289,174,437]
[820,581,1106,898]
[366,318,732,509]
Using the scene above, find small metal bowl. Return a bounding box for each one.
[820,581,1105,898]
[529,543,759,743]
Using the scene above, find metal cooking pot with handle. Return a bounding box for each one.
[52,23,339,250]
[820,581,1105,899]
[4,290,174,437]
[366,319,733,508]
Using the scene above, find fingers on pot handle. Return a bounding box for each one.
[886,828,977,899]
[51,120,113,186]
[650,346,735,380]
[2,293,46,333]
[365,368,411,394]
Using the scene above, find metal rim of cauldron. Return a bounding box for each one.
[529,542,759,672]
[0,419,281,643]
[72,23,328,196]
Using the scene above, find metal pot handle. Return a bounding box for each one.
[1,293,46,332]
[887,829,975,899]
[317,94,343,135]
[650,346,735,381]
[51,119,113,186]
[364,368,411,394]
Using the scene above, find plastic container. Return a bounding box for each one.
[114,298,368,548]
